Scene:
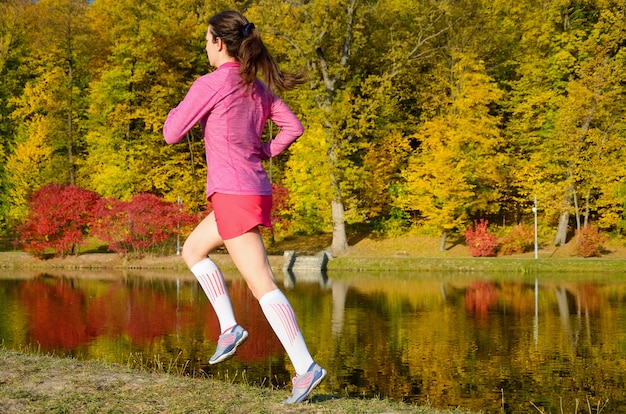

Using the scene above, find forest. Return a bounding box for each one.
[1,0,626,256]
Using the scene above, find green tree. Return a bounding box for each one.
[248,0,453,254]
[0,0,32,241]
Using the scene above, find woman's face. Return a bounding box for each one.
[205,26,219,67]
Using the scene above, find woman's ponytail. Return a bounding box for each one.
[209,11,306,93]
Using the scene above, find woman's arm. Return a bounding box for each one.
[259,97,304,160]
[163,77,216,144]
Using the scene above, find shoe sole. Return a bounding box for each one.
[208,330,248,365]
[285,368,327,404]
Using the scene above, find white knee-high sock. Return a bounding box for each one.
[191,258,237,334]
[260,289,314,375]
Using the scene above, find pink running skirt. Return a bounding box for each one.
[210,193,273,240]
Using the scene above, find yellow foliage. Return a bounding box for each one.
[284,124,333,233]
[5,116,54,224]
[400,53,504,231]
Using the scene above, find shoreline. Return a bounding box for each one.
[2,251,626,275]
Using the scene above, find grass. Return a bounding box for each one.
[328,256,626,275]
[0,347,475,414]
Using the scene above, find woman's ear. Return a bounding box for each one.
[216,37,225,52]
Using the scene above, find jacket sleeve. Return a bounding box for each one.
[163,77,215,144]
[259,96,304,160]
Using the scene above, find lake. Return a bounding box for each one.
[1,267,625,413]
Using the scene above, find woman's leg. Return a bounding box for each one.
[183,213,245,364]
[222,227,277,299]
[225,228,326,402]
[181,211,223,268]
[224,228,314,374]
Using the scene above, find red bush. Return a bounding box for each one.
[575,225,607,258]
[499,223,534,255]
[270,183,291,232]
[18,184,101,258]
[18,185,198,258]
[93,193,196,255]
[464,219,498,257]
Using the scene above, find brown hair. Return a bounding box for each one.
[208,10,306,92]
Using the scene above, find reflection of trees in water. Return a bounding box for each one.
[7,273,626,412]
[19,275,90,350]
[16,274,283,362]
[465,281,498,319]
[554,283,604,354]
[323,276,626,412]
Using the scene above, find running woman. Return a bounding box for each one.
[162,10,326,404]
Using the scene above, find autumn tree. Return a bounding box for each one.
[93,192,197,255]
[248,0,453,254]
[361,131,413,235]
[503,0,626,245]
[4,0,92,231]
[79,0,211,208]
[0,0,32,240]
[400,53,504,249]
[12,0,91,185]
[18,184,101,257]
[2,0,626,247]
[554,6,626,237]
[4,118,56,226]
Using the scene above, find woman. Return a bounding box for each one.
[163,10,326,404]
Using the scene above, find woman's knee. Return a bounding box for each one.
[181,214,223,268]
[181,235,211,268]
[181,247,201,268]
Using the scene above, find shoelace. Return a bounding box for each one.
[217,332,235,346]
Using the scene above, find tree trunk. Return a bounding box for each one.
[573,188,581,232]
[439,231,447,252]
[329,146,348,255]
[554,210,570,246]
[310,1,451,257]
[554,61,605,243]
[331,197,348,255]
[66,61,75,185]
[554,183,573,246]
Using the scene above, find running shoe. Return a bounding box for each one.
[209,324,248,365]
[283,362,327,404]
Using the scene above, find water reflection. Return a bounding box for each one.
[1,268,626,413]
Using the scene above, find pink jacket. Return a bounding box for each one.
[163,62,304,198]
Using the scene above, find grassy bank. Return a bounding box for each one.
[2,251,626,277]
[328,256,626,274]
[0,348,473,414]
[2,233,626,274]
